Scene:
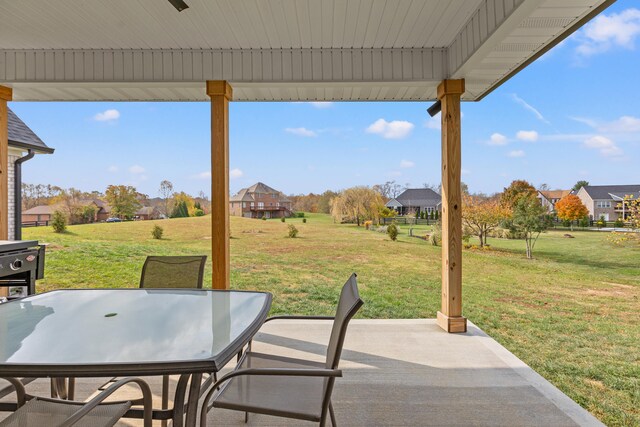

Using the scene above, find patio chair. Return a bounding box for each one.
[200,273,363,427]
[139,255,207,289]
[139,255,208,421]
[0,376,153,427]
[100,255,208,425]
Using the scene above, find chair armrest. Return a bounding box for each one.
[200,367,342,427]
[59,377,153,427]
[0,377,26,406]
[265,315,335,323]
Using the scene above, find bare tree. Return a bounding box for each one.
[158,180,174,217]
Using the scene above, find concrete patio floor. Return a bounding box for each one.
[1,319,603,426]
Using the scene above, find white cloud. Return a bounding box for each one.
[387,171,402,177]
[584,135,623,157]
[488,133,508,146]
[129,165,145,174]
[400,160,415,169]
[366,119,414,139]
[309,102,334,109]
[94,109,120,122]
[599,116,640,133]
[230,168,244,179]
[516,130,539,142]
[107,165,118,173]
[508,150,525,158]
[461,169,471,175]
[192,171,211,180]
[575,8,640,56]
[424,116,441,130]
[511,94,550,124]
[285,127,318,137]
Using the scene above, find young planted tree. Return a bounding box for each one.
[105,185,142,219]
[462,194,510,247]
[555,194,589,231]
[500,180,537,209]
[505,196,550,259]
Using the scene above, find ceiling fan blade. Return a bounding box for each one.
[168,0,189,12]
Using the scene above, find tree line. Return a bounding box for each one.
[22,180,210,225]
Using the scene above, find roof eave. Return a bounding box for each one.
[8,140,55,154]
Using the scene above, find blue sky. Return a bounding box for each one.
[9,1,640,198]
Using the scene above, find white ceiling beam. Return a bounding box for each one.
[0,48,446,85]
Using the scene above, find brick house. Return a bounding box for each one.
[385,188,441,216]
[229,182,292,219]
[575,185,640,221]
[7,108,54,239]
[537,190,571,213]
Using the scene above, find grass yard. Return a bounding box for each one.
[24,214,639,426]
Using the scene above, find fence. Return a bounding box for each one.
[381,217,434,225]
[21,221,49,228]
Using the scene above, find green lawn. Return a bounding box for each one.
[24,214,639,426]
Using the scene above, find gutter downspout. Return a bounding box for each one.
[14,149,35,240]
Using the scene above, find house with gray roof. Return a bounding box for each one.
[575,185,640,221]
[230,182,292,219]
[385,188,441,216]
[7,108,54,239]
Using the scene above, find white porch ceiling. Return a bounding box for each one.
[0,0,615,102]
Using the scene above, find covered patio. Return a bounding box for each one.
[0,0,616,425]
[0,319,603,426]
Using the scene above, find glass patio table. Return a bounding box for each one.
[0,288,272,426]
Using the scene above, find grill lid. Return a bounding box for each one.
[0,240,39,252]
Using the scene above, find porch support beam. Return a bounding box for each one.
[0,85,12,241]
[436,79,467,333]
[206,81,232,290]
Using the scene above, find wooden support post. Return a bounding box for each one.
[206,81,232,290]
[436,79,467,333]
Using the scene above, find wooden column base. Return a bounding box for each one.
[437,311,467,333]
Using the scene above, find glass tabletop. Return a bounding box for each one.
[0,289,271,376]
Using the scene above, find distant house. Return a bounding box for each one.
[135,206,160,221]
[21,205,54,225]
[537,190,570,213]
[7,108,54,239]
[229,182,292,219]
[576,185,640,221]
[23,200,159,223]
[385,188,441,216]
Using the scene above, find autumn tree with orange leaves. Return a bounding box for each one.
[462,194,511,247]
[555,194,589,231]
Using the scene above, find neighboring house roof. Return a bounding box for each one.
[539,190,570,201]
[23,199,111,215]
[395,188,441,207]
[136,206,156,215]
[229,188,255,202]
[230,182,291,204]
[385,198,402,208]
[7,108,54,154]
[23,205,54,215]
[581,185,640,200]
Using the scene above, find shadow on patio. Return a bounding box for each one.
[1,319,603,426]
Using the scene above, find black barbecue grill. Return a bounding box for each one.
[0,240,45,299]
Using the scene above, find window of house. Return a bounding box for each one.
[242,202,246,208]
[276,202,280,207]
[258,202,264,209]
[596,201,611,208]
[250,202,254,208]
